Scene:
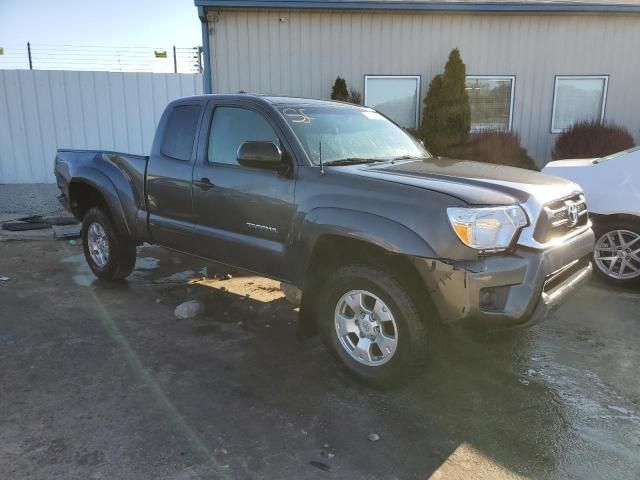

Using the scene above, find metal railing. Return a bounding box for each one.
[0,43,202,73]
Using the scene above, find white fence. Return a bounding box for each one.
[0,70,203,183]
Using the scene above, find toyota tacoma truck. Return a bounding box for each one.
[55,94,594,384]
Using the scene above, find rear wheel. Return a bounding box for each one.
[593,219,640,287]
[318,264,428,386]
[81,207,137,281]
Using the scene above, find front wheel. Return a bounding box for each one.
[317,264,428,386]
[81,207,137,281]
[593,219,640,287]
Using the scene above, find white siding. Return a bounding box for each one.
[0,70,203,183]
[207,10,640,165]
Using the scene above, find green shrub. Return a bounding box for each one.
[421,48,471,155]
[447,130,538,171]
[552,120,635,160]
[331,77,349,102]
[330,77,362,105]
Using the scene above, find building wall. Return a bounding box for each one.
[207,9,640,165]
[0,70,203,183]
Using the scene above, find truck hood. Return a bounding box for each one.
[338,157,581,206]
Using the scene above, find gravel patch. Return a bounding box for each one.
[0,183,63,220]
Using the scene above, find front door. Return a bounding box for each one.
[192,102,296,280]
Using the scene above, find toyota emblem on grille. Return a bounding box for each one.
[566,201,579,226]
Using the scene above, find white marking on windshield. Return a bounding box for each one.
[282,108,313,123]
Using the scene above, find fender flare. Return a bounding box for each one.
[291,207,436,285]
[69,167,132,236]
[292,207,436,339]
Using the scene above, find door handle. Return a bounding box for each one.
[195,177,214,190]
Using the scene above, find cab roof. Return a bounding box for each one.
[175,93,367,108]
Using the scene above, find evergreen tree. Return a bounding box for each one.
[331,77,349,102]
[421,48,471,155]
[421,74,445,153]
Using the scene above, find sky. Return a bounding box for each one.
[0,0,202,71]
[0,0,201,47]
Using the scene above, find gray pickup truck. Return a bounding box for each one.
[55,94,594,384]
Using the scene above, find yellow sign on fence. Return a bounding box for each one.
[154,50,167,59]
[0,48,4,56]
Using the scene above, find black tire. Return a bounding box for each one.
[592,218,640,287]
[81,207,137,281]
[317,264,428,386]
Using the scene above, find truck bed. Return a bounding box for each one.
[54,149,149,240]
[55,148,147,199]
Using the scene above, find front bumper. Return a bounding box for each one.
[413,228,594,329]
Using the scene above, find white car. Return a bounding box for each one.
[543,146,640,286]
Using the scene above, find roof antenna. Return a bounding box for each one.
[319,141,325,175]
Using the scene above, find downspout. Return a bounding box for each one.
[198,6,213,94]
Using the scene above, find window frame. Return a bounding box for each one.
[363,74,421,130]
[550,75,609,134]
[205,104,283,168]
[465,75,516,132]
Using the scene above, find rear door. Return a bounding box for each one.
[146,100,205,251]
[191,100,296,280]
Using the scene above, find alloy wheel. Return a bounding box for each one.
[87,222,110,268]
[334,289,399,366]
[594,229,640,280]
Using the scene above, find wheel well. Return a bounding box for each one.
[591,213,640,227]
[591,213,640,230]
[297,235,434,338]
[68,182,111,222]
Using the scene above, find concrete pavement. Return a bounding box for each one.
[0,240,639,479]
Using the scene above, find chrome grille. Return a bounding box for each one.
[533,194,589,243]
[549,201,587,227]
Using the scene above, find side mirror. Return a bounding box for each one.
[237,141,283,170]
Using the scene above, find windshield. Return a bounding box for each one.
[277,105,430,165]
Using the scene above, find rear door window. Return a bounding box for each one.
[161,104,202,161]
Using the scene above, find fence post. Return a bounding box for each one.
[173,45,177,73]
[27,42,33,70]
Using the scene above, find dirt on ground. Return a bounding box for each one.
[0,240,639,480]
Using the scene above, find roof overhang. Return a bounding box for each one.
[193,1,640,13]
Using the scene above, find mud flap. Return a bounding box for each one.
[296,291,319,340]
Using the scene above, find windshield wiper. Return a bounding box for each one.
[323,158,386,166]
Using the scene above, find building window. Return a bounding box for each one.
[466,76,515,132]
[551,76,608,133]
[364,75,420,130]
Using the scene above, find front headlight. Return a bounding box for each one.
[447,206,528,252]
